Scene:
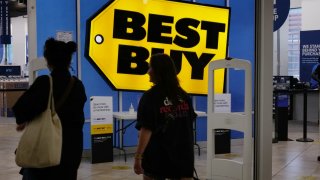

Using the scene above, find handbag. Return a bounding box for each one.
[15,75,74,168]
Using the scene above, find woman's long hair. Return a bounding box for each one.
[150,53,185,104]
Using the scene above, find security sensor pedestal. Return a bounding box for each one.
[28,58,47,84]
[207,58,252,180]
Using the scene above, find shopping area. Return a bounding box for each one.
[1,0,320,179]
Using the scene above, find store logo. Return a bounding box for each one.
[86,0,230,94]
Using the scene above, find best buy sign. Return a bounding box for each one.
[86,0,230,94]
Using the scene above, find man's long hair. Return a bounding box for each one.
[150,53,186,104]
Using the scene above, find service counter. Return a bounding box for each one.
[273,88,319,142]
[0,77,29,117]
[274,88,319,123]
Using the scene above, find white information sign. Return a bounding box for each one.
[214,93,231,113]
[90,96,113,134]
[56,31,73,43]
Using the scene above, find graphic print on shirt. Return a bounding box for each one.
[158,96,190,133]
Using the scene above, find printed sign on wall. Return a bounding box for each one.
[300,30,320,82]
[86,0,230,94]
[56,31,73,43]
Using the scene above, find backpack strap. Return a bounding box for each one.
[55,77,75,111]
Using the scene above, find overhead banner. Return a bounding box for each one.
[300,30,320,82]
[86,0,230,94]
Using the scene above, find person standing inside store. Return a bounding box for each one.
[134,53,197,180]
[311,57,320,86]
[13,38,87,180]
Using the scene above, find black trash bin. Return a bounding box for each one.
[215,129,231,154]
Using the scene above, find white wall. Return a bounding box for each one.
[11,16,28,66]
[302,0,320,30]
[291,0,301,8]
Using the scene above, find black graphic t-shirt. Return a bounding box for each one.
[135,85,197,178]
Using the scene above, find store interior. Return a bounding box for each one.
[1,0,320,179]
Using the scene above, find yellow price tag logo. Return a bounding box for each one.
[86,0,230,94]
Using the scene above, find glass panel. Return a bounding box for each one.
[287,8,301,78]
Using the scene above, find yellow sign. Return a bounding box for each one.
[91,124,113,135]
[86,0,230,94]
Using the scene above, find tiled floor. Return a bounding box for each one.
[1,117,320,180]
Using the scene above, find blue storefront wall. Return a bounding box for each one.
[36,0,255,149]
[36,0,78,76]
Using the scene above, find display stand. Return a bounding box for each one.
[207,58,252,180]
[296,88,314,142]
[90,96,113,163]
